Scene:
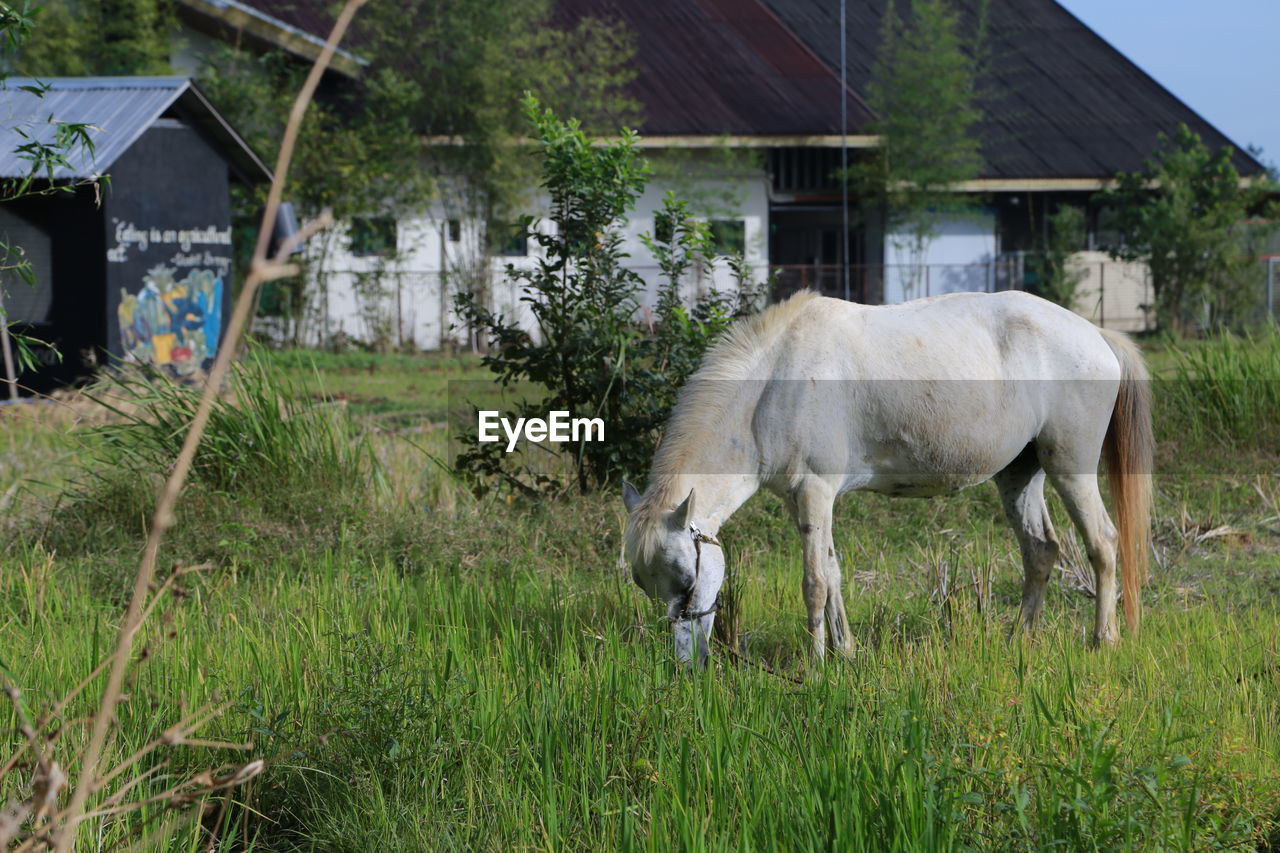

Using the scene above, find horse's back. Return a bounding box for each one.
[754,291,1122,495]
[782,291,1119,383]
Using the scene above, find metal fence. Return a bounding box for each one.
[261,256,1278,349]
[772,261,1024,305]
[774,256,1278,333]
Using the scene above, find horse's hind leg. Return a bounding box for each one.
[1046,472,1120,646]
[995,447,1060,634]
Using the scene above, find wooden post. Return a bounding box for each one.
[1099,261,1106,329]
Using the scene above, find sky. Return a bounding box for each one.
[1056,0,1279,172]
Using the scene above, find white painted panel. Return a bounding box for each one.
[883,212,997,304]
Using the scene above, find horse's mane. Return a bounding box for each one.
[624,291,819,564]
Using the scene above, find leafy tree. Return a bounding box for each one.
[1101,124,1277,333]
[351,0,640,341]
[197,50,432,342]
[854,0,986,299]
[1027,204,1086,309]
[11,0,172,76]
[455,97,756,496]
[12,0,640,347]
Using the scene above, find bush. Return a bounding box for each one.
[24,347,385,575]
[1101,125,1278,334]
[81,346,377,495]
[1026,205,1086,309]
[455,97,762,496]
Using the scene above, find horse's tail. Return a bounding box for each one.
[1099,328,1153,634]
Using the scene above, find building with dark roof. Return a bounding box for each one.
[187,0,1264,179]
[149,0,1267,343]
[762,0,1261,180]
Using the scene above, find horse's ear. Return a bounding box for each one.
[622,481,643,513]
[672,488,696,529]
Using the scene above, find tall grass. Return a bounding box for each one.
[1160,324,1280,442]
[0,3,370,845]
[5,537,1277,851]
[3,335,1278,849]
[82,346,379,495]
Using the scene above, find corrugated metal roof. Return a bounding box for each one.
[177,0,365,76]
[0,76,271,183]
[206,0,338,48]
[761,0,1266,179]
[0,77,184,180]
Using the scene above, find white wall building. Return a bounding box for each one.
[287,163,773,349]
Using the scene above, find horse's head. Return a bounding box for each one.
[622,482,724,666]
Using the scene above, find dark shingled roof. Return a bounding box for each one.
[761,0,1265,179]
[556,0,875,136]
[220,0,873,137]
[214,0,1264,178]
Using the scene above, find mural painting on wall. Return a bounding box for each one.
[118,265,223,377]
[109,220,232,377]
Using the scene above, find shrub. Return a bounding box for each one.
[454,97,762,496]
[1101,125,1277,334]
[81,346,375,494]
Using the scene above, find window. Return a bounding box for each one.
[491,222,529,257]
[708,219,745,256]
[447,219,461,242]
[348,216,396,257]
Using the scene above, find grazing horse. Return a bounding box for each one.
[622,291,1152,664]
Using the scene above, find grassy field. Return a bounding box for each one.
[1,334,1278,850]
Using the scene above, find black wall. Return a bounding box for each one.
[6,187,105,390]
[102,119,234,376]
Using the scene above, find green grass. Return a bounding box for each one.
[264,346,493,422]
[1157,324,1280,444]
[1,342,1278,850]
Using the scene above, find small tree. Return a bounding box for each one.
[455,98,754,496]
[1101,124,1276,334]
[855,0,986,299]
[1028,204,1086,309]
[353,0,640,343]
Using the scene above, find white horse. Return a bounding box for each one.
[623,290,1152,664]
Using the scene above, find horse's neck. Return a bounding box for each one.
[649,415,761,535]
[662,473,759,535]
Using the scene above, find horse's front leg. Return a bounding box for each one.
[793,481,846,661]
[822,539,853,656]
